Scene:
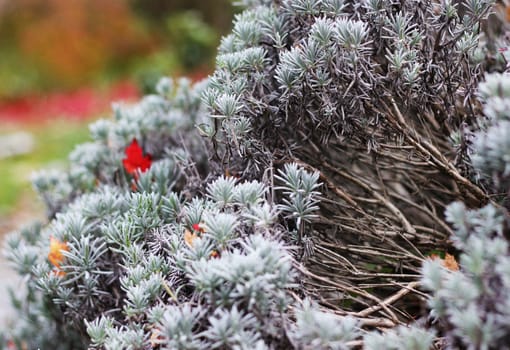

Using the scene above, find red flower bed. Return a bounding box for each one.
[0,81,139,124]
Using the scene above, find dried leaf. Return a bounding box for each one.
[48,236,69,269]
[184,229,198,248]
[443,253,459,271]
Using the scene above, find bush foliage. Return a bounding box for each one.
[3,0,510,349]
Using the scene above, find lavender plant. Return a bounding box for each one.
[417,72,510,349]
[2,77,326,348]
[202,0,505,322]
[3,78,212,348]
[3,0,510,349]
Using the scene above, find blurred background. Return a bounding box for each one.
[0,0,235,231]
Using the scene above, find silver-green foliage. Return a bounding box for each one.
[204,0,495,175]
[363,325,435,350]
[292,300,359,349]
[420,72,510,349]
[421,202,509,349]
[5,1,510,349]
[472,73,510,191]
[3,76,326,347]
[276,162,321,225]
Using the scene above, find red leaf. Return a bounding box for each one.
[123,139,152,175]
[192,223,206,233]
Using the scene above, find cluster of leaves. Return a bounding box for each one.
[3,75,361,349]
[31,77,206,217]
[3,77,207,348]
[419,72,510,349]
[203,0,498,175]
[422,202,510,349]
[199,2,508,338]
[472,73,510,195]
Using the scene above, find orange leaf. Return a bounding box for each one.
[428,252,459,271]
[443,253,459,271]
[48,236,69,269]
[150,328,163,348]
[50,269,67,278]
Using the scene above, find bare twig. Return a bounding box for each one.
[354,281,420,318]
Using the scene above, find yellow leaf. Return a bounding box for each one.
[184,229,198,248]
